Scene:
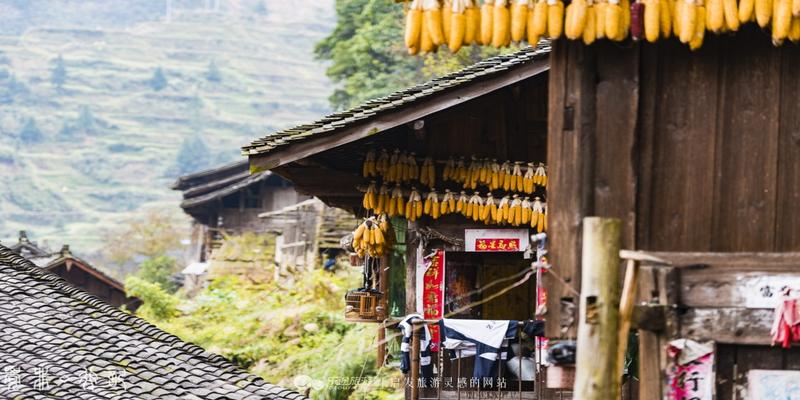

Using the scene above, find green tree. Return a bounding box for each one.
[19,117,42,143]
[314,0,509,110]
[51,55,66,88]
[149,67,167,91]
[137,255,179,292]
[206,60,221,82]
[174,135,211,175]
[124,276,179,320]
[103,210,184,265]
[75,105,96,134]
[58,121,74,140]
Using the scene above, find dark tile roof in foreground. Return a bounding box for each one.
[242,44,551,157]
[0,245,306,400]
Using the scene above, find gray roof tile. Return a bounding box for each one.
[0,245,306,399]
[242,45,551,157]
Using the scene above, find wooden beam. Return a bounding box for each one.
[249,59,549,171]
[574,217,622,400]
[679,307,775,345]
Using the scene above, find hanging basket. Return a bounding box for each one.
[344,290,383,323]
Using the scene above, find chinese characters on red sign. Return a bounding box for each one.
[474,238,520,252]
[422,250,444,351]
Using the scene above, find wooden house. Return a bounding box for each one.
[172,160,310,262]
[7,231,140,311]
[544,28,800,399]
[244,47,553,398]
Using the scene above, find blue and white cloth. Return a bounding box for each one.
[398,314,434,383]
[440,319,518,379]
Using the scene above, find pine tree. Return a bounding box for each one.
[175,135,211,175]
[150,67,167,91]
[206,61,221,82]
[51,55,66,88]
[19,117,43,143]
[76,105,96,134]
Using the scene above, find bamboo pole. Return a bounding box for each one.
[410,324,421,400]
[616,259,639,380]
[574,217,622,400]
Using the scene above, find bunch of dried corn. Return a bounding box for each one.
[352,215,395,258]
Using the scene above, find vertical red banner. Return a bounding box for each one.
[422,250,444,351]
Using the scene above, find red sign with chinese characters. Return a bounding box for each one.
[474,238,521,252]
[422,250,444,351]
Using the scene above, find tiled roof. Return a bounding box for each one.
[172,160,277,210]
[0,245,306,400]
[242,44,551,156]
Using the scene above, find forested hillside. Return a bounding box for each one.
[0,0,335,253]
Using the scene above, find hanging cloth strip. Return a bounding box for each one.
[398,314,435,384]
[440,319,519,379]
[771,293,800,349]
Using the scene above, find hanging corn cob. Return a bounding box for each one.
[444,0,454,42]
[531,0,549,40]
[605,0,625,39]
[707,0,724,32]
[493,0,512,47]
[441,189,456,214]
[644,0,660,41]
[443,156,455,181]
[583,0,598,43]
[774,0,792,41]
[468,192,484,221]
[482,193,497,223]
[464,0,481,44]
[363,182,377,211]
[565,0,589,39]
[363,150,377,178]
[508,195,523,225]
[496,195,511,224]
[481,0,496,44]
[595,0,608,38]
[531,197,545,233]
[405,0,424,54]
[689,0,706,49]
[659,0,672,37]
[352,215,395,258]
[456,157,469,183]
[755,0,771,27]
[511,0,531,41]
[548,0,566,37]
[424,0,447,46]
[456,190,469,215]
[375,184,390,214]
[405,188,423,221]
[521,197,532,224]
[450,0,468,52]
[534,163,547,188]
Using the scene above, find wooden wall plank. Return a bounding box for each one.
[593,42,639,248]
[711,28,782,252]
[775,46,800,251]
[639,39,721,251]
[679,307,774,344]
[545,39,596,338]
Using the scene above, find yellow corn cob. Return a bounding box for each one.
[444,0,454,42]
[448,4,467,53]
[673,0,683,35]
[596,1,608,37]
[480,198,492,221]
[406,0,423,53]
[689,3,706,49]
[424,0,446,45]
[373,226,385,245]
[774,0,792,40]
[679,0,695,43]
[481,0,495,44]
[532,0,549,35]
[465,4,481,43]
[605,1,623,39]
[723,0,739,29]
[790,16,800,41]
[521,198,532,224]
[755,0,772,27]
[659,0,672,36]
[566,0,589,38]
[621,0,631,37]
[527,2,541,43]
[739,0,755,21]
[511,0,530,41]
[420,19,435,53]
[645,0,660,41]
[548,0,565,38]
[580,4,597,43]
[493,0,511,47]
[706,0,723,31]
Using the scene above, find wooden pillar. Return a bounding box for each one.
[377,254,390,368]
[574,217,622,399]
[410,323,421,400]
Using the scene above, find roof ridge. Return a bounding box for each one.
[0,244,307,399]
[243,44,551,156]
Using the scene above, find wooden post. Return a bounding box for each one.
[410,323,421,400]
[616,259,639,378]
[574,217,622,400]
[377,254,390,368]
